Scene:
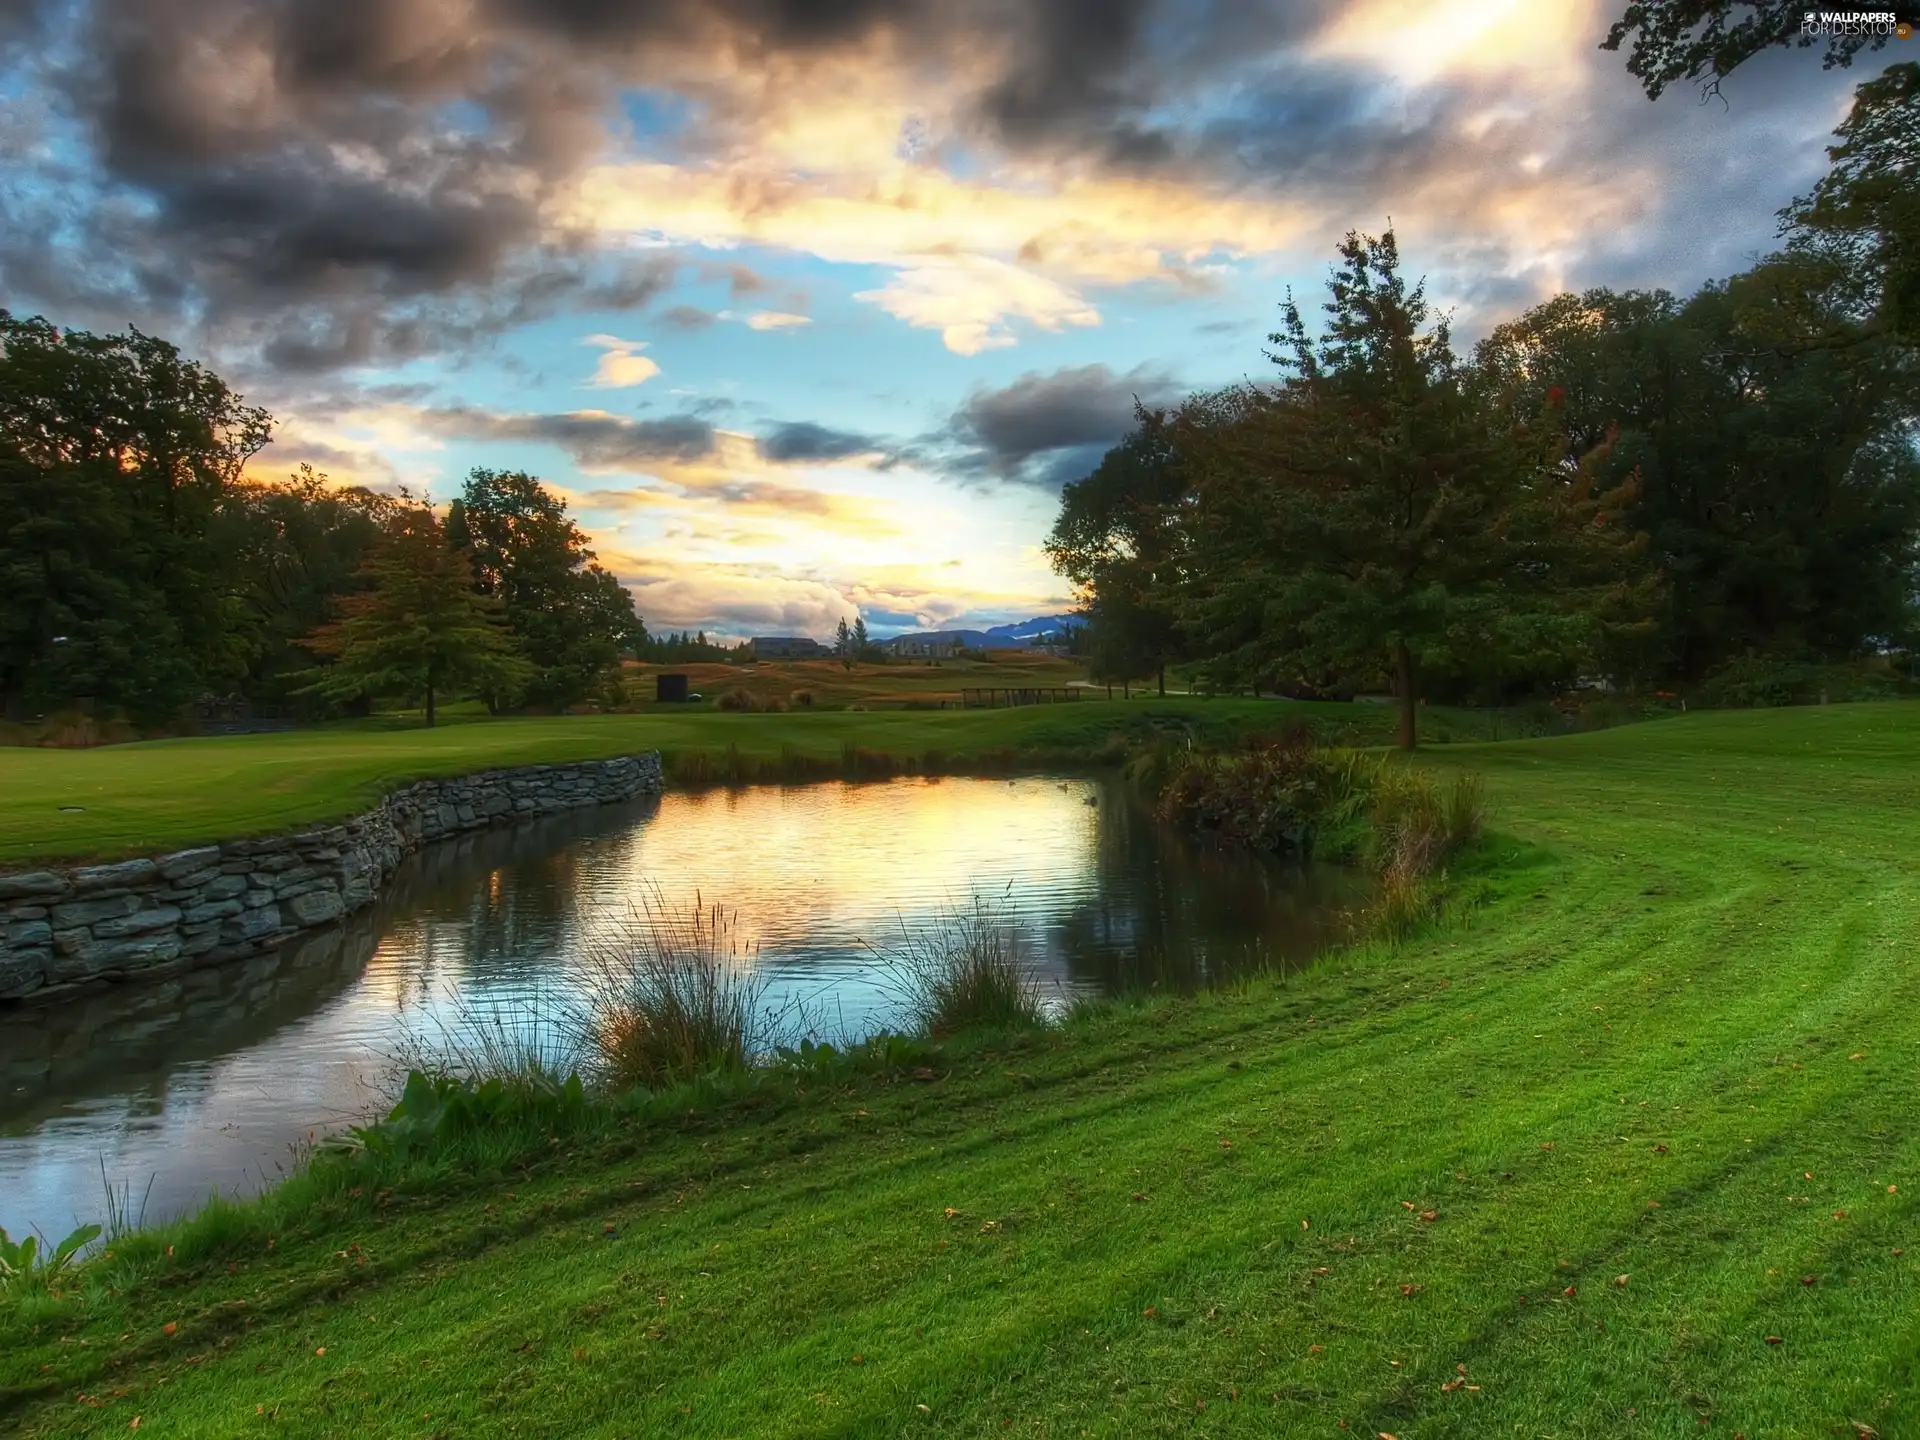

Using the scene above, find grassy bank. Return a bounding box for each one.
[3,702,1917,1436]
[0,697,1508,865]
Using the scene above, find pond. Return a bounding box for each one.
[0,775,1368,1238]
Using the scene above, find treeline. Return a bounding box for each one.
[0,313,646,726]
[1050,64,1920,746]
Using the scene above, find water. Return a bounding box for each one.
[0,775,1366,1238]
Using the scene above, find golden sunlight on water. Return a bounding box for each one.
[0,776,1366,1238]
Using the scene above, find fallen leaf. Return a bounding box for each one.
[853,1354,864,1364]
[128,1421,139,1432]
[1766,1335,1782,1346]
[917,1404,931,1413]
[1143,1307,1156,1317]
[943,1208,959,1220]
[1849,1052,1864,1061]
[1312,1267,1331,1275]
[1419,1210,1439,1223]
[1308,1344,1324,1354]
[1802,1275,1817,1286]
[315,1347,326,1357]
[161,1323,176,1338]
[1131,1192,1148,1203]
[1653,1144,1668,1154]
[1890,1185,1899,1194]
[1301,1219,1311,1230]
[1541,1143,1555,1151]
[1400,1201,1416,1211]
[1614,1274,1630,1287]
[1835,1210,1850,1219]
[1563,1285,1577,1297]
[1400,1284,1422,1296]
[1441,1378,1463,1392]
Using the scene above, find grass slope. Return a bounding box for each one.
[6,703,1917,1437]
[0,698,1495,865]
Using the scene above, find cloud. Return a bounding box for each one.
[743,310,812,330]
[420,405,717,469]
[658,304,718,330]
[755,421,882,464]
[582,333,661,387]
[854,255,1100,354]
[948,362,1179,487]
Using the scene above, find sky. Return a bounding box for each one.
[0,0,1885,639]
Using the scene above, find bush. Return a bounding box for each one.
[716,688,757,712]
[1694,656,1910,709]
[789,689,815,709]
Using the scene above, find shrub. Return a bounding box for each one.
[716,688,757,712]
[1694,656,1910,709]
[789,688,815,709]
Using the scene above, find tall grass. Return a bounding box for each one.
[571,893,779,1089]
[879,894,1044,1038]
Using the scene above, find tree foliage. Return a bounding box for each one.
[0,311,271,723]
[1602,1,1897,101]
[1170,230,1649,747]
[1045,409,1186,694]
[447,469,645,710]
[300,502,530,726]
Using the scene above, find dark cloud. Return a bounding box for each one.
[423,405,718,469]
[948,362,1180,487]
[659,304,719,330]
[0,0,1873,390]
[756,421,880,463]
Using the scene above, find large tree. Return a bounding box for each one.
[1175,231,1649,748]
[0,311,271,723]
[301,502,529,726]
[447,469,645,709]
[1475,257,1920,681]
[1046,408,1188,696]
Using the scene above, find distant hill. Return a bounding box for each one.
[884,613,1085,648]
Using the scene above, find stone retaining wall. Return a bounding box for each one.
[0,753,663,1002]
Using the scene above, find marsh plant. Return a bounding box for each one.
[571,892,783,1089]
[879,893,1046,1038]
[1153,736,1488,939]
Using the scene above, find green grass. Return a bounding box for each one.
[8,702,1918,1437]
[0,698,1480,864]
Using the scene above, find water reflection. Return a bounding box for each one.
[0,775,1365,1236]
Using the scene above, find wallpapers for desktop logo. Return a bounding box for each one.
[1800,8,1916,37]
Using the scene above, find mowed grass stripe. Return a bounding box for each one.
[3,702,1918,1436]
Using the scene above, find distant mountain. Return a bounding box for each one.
[883,613,1085,648]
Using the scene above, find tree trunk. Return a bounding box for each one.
[1157,664,1166,697]
[1123,678,1131,700]
[425,679,437,728]
[1394,641,1417,751]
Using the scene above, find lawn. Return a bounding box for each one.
[3,703,1916,1436]
[0,696,1500,865]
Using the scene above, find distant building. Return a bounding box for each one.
[749,636,825,659]
[886,633,963,659]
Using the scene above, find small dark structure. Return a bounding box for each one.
[655,673,690,703]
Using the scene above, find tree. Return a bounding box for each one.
[852,616,876,662]
[1046,408,1188,696]
[447,469,645,709]
[835,617,854,668]
[1475,260,1920,682]
[0,311,271,723]
[300,502,529,726]
[1175,230,1649,748]
[1780,62,1920,350]
[1602,1,1898,101]
[226,466,396,711]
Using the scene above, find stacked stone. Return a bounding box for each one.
[0,752,663,1002]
